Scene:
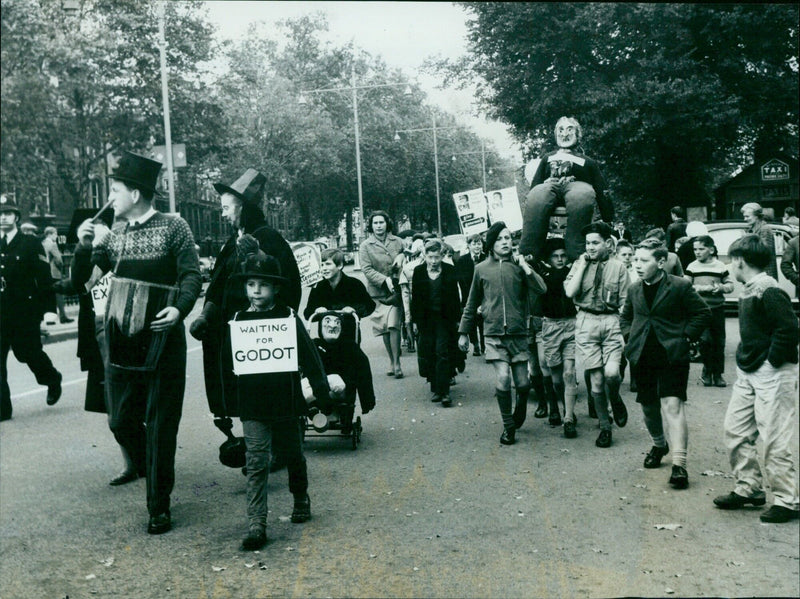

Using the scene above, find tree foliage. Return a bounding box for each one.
[448,3,798,228]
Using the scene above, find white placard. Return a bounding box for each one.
[453,188,489,236]
[292,243,323,287]
[229,316,298,375]
[91,272,113,315]
[486,186,523,232]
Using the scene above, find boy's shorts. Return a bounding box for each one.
[541,317,576,367]
[632,360,689,405]
[485,335,530,364]
[574,311,623,370]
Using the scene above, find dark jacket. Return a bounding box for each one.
[314,336,375,414]
[780,235,799,295]
[535,261,576,319]
[202,219,301,418]
[454,252,485,306]
[303,273,375,320]
[620,274,710,365]
[666,219,687,252]
[0,231,52,325]
[234,305,329,422]
[410,262,462,326]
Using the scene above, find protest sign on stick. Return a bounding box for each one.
[452,188,489,236]
[292,243,323,287]
[486,186,523,232]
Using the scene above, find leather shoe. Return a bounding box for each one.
[147,511,171,535]
[609,395,627,427]
[713,491,766,510]
[759,505,800,523]
[563,418,577,438]
[109,470,140,486]
[700,371,713,386]
[643,444,669,469]
[500,428,516,445]
[241,528,267,550]
[46,373,63,406]
[548,411,562,427]
[534,403,548,419]
[440,395,452,407]
[668,465,689,489]
[595,429,612,448]
[291,494,312,523]
[713,374,727,387]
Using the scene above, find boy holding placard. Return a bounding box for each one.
[230,251,331,551]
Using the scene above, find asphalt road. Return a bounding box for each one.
[1,272,798,598]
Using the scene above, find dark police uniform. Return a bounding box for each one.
[1,229,62,420]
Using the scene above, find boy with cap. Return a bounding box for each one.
[564,221,630,448]
[713,235,799,523]
[458,222,546,445]
[231,251,331,550]
[620,238,709,489]
[535,237,579,437]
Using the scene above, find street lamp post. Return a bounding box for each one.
[451,139,488,191]
[299,66,410,242]
[394,114,457,237]
[157,1,176,213]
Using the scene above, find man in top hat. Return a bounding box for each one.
[564,221,630,448]
[189,168,301,426]
[74,151,202,534]
[1,194,63,421]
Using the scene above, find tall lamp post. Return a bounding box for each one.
[451,139,489,191]
[157,1,176,213]
[299,66,410,242]
[394,114,457,237]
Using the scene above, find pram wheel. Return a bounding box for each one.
[350,416,362,450]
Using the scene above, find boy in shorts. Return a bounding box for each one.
[564,221,630,448]
[458,222,546,445]
[620,238,709,489]
[536,237,579,437]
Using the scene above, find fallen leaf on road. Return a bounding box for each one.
[413,567,419,572]
[100,557,114,567]
[665,587,675,594]
[85,574,96,580]
[211,566,226,572]
[370,554,377,558]
[634,484,647,488]
[285,547,295,552]
[560,449,570,453]
[727,561,744,567]
[654,523,682,530]
[260,565,268,570]
[619,497,627,500]
[701,470,733,478]
[245,563,255,568]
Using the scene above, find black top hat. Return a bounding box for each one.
[233,250,289,284]
[110,151,162,194]
[0,194,21,216]
[580,221,615,240]
[213,168,266,204]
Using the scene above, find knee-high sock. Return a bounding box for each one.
[543,375,555,412]
[564,382,577,420]
[641,402,666,447]
[496,389,514,431]
[530,373,545,409]
[552,382,565,415]
[672,448,687,468]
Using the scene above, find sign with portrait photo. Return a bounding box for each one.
[452,188,489,236]
[486,186,523,232]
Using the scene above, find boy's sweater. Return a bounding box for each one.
[535,262,576,319]
[685,258,729,309]
[736,272,799,372]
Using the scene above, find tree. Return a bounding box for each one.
[440,3,798,229]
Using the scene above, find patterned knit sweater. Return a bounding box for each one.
[685,258,731,308]
[91,212,201,318]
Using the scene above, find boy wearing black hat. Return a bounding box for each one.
[564,221,630,448]
[535,237,579,438]
[74,151,202,535]
[1,195,63,421]
[231,251,331,550]
[458,222,546,445]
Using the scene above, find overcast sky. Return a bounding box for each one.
[203,1,521,160]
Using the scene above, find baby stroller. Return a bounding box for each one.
[302,310,375,450]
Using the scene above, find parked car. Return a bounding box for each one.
[703,220,798,315]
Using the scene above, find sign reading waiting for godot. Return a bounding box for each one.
[229,316,298,375]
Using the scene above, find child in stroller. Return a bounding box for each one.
[302,310,375,445]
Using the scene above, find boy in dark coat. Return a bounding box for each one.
[411,239,462,406]
[231,251,330,551]
[620,238,710,490]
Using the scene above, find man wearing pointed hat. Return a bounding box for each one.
[1,194,63,421]
[74,151,202,534]
[189,168,301,427]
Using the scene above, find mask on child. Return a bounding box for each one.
[321,315,342,342]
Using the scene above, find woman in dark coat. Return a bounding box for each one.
[189,169,302,421]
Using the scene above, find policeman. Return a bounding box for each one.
[0,195,63,421]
